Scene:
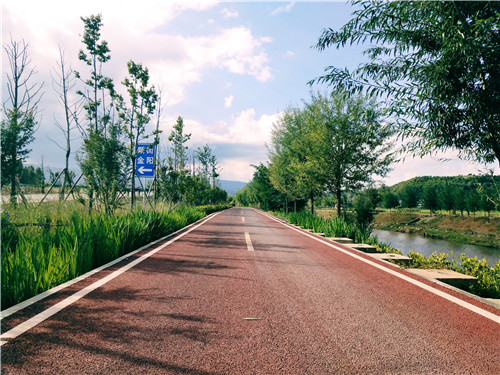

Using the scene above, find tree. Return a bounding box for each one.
[79,123,127,214]
[75,14,125,214]
[440,184,456,216]
[312,1,500,167]
[196,144,213,187]
[168,116,190,172]
[238,164,283,211]
[382,190,399,212]
[51,46,80,201]
[400,185,419,211]
[119,60,158,210]
[466,189,481,219]
[269,106,326,214]
[453,187,467,216]
[1,37,44,206]
[270,91,393,217]
[422,184,440,215]
[352,191,375,231]
[480,186,496,219]
[268,147,303,213]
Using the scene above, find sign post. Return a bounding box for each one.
[136,143,155,178]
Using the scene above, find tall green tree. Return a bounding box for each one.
[422,184,440,214]
[270,107,325,214]
[312,1,500,167]
[306,92,393,217]
[119,60,158,210]
[75,14,125,214]
[196,144,213,187]
[400,185,420,211]
[269,91,393,216]
[168,116,190,172]
[1,38,44,206]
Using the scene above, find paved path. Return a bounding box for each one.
[1,208,499,374]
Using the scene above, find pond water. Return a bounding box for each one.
[372,229,500,266]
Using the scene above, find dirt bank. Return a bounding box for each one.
[373,212,500,248]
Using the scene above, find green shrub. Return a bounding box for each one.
[459,256,500,298]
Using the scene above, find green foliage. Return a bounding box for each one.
[119,60,158,211]
[381,189,399,211]
[312,1,500,166]
[268,90,394,217]
[18,165,45,186]
[236,164,284,211]
[278,211,371,244]
[0,205,215,309]
[352,191,375,231]
[422,183,440,214]
[197,204,232,215]
[460,255,500,298]
[78,124,128,214]
[168,116,191,172]
[196,144,220,188]
[406,250,500,298]
[76,14,126,214]
[407,251,457,269]
[381,174,500,216]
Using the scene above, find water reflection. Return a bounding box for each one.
[372,229,500,266]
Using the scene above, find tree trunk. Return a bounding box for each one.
[336,188,342,218]
[310,190,314,215]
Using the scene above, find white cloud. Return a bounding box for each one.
[220,8,239,19]
[284,50,295,58]
[271,2,295,16]
[224,95,234,108]
[184,27,273,83]
[180,109,279,146]
[228,109,278,145]
[2,3,273,108]
[219,158,256,182]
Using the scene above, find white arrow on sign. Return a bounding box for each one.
[138,166,153,174]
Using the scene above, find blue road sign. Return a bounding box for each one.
[136,143,155,177]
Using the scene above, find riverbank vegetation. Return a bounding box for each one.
[275,210,500,299]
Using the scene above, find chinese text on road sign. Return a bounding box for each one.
[136,143,155,177]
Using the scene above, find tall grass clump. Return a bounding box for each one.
[1,204,220,309]
[279,211,371,243]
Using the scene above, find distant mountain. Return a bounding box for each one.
[219,180,247,196]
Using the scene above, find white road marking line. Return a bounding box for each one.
[245,232,254,252]
[1,219,202,321]
[0,212,221,346]
[259,210,500,325]
[242,217,245,222]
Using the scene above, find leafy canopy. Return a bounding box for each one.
[311,0,500,166]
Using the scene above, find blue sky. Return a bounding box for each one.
[2,1,497,185]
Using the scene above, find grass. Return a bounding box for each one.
[279,210,500,299]
[275,211,372,244]
[1,202,231,310]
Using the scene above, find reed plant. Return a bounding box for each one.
[280,211,371,244]
[1,204,220,309]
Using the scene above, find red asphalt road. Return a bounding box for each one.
[1,207,499,374]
